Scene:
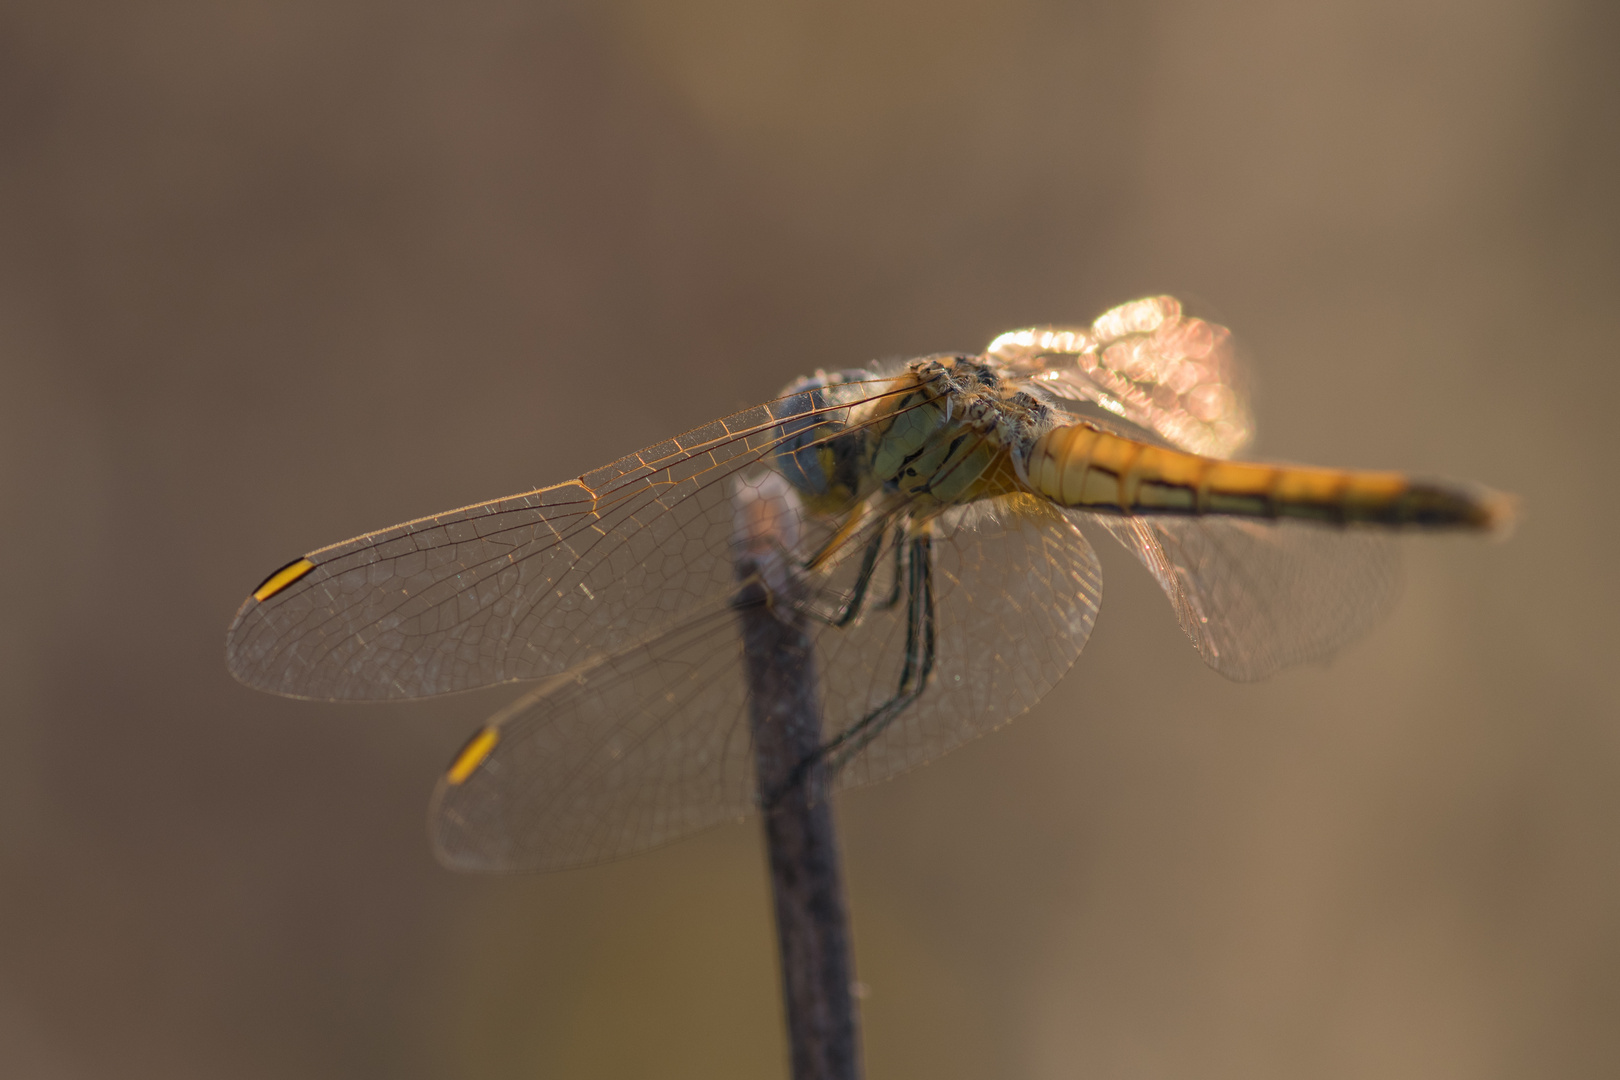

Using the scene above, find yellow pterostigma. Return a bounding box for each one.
[226,297,1513,872]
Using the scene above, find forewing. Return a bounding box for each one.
[987,295,1254,458]
[225,380,901,701]
[1078,511,1401,682]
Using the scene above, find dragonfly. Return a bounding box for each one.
[226,296,1512,873]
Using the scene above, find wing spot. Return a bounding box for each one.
[447,727,499,785]
[252,558,316,602]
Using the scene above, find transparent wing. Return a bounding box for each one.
[430,597,758,871]
[1075,511,1401,682]
[431,486,1103,872]
[820,496,1102,791]
[990,310,1396,680]
[225,378,908,702]
[987,295,1254,458]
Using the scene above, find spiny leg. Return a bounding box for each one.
[869,527,905,613]
[821,535,936,776]
[817,523,889,629]
[806,513,905,628]
[764,533,935,807]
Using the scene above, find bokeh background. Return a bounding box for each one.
[3,1,1617,1076]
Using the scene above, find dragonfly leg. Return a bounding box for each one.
[816,525,888,629]
[805,517,905,628]
[868,527,905,613]
[820,535,936,776]
[762,534,933,808]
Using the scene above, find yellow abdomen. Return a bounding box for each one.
[1026,423,1512,530]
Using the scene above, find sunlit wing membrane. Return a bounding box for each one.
[1077,511,1401,681]
[987,295,1254,459]
[431,489,1102,871]
[226,377,916,701]
[1000,315,1405,680]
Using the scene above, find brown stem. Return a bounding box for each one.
[734,480,863,1080]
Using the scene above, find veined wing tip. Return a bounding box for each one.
[221,615,263,688]
[428,818,530,874]
[224,556,318,683]
[429,836,493,873]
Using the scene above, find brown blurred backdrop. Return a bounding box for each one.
[2,1,1616,1077]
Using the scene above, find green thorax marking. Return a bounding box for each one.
[773,355,1054,518]
[858,356,1054,511]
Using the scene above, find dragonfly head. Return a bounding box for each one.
[771,368,885,516]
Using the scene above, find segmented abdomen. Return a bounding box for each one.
[1026,423,1511,530]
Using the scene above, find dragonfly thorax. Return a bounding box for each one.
[771,355,1055,519]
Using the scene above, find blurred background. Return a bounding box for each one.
[2,0,1616,1076]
